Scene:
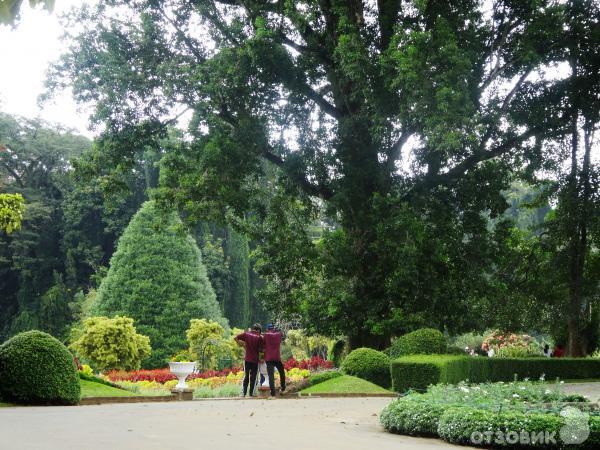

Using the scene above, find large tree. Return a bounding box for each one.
[91,200,226,367]
[49,0,596,347]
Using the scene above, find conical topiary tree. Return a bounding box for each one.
[91,201,227,367]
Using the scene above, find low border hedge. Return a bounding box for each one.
[382,398,600,449]
[391,355,600,393]
[438,407,600,449]
[305,370,343,387]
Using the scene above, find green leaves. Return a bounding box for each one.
[0,193,25,234]
[0,0,54,26]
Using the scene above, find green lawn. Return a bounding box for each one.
[0,402,14,407]
[300,375,391,394]
[80,379,139,398]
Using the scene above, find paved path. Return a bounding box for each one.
[560,382,600,402]
[0,397,468,450]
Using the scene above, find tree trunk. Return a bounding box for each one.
[566,113,593,357]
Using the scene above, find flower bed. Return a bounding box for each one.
[482,330,540,357]
[105,366,243,383]
[102,358,326,395]
[284,356,333,371]
[381,380,599,449]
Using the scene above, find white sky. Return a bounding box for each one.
[0,0,94,137]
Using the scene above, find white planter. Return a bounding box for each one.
[168,362,196,390]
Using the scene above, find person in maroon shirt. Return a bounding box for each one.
[264,323,286,397]
[235,324,264,397]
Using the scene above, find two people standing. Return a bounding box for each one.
[235,323,286,397]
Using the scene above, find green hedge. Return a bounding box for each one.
[391,355,600,393]
[78,371,122,389]
[439,407,600,449]
[390,328,447,358]
[382,398,600,449]
[305,370,343,387]
[0,330,81,405]
[341,347,391,388]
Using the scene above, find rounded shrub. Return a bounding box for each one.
[341,347,391,388]
[390,328,447,358]
[0,330,80,405]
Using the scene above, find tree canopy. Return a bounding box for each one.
[47,0,600,351]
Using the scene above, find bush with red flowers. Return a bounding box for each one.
[284,356,333,371]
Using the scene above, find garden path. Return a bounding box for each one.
[560,381,600,402]
[0,397,471,450]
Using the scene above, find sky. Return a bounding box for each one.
[0,0,94,136]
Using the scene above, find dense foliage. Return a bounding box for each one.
[43,0,600,353]
[70,316,151,371]
[0,193,25,234]
[185,319,243,369]
[91,201,226,367]
[0,330,80,405]
[341,347,391,388]
[0,112,265,344]
[390,328,447,358]
[0,113,93,340]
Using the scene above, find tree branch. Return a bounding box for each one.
[215,110,334,199]
[261,149,334,200]
[298,84,341,119]
[157,6,206,63]
[407,128,540,197]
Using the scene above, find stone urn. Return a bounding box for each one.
[168,361,196,390]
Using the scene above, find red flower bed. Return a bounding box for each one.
[106,368,176,383]
[105,357,332,383]
[189,367,242,380]
[284,356,333,371]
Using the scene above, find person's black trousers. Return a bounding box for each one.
[266,360,286,396]
[243,361,259,396]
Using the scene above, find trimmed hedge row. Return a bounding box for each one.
[391,355,600,393]
[381,398,600,449]
[305,370,343,387]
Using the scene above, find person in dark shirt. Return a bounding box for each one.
[235,324,264,397]
[552,344,565,358]
[263,323,286,397]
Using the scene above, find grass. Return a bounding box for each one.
[300,375,391,394]
[0,402,14,407]
[80,379,139,398]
